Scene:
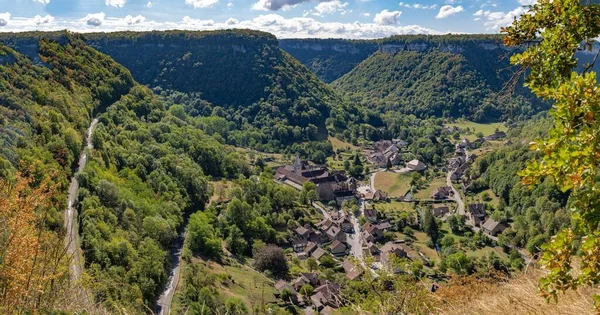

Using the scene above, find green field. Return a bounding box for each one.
[329,136,360,151]
[175,257,277,311]
[447,120,507,141]
[414,177,448,199]
[374,171,412,198]
[469,188,501,207]
[376,200,415,213]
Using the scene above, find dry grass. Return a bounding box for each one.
[374,171,412,197]
[329,136,360,151]
[436,269,598,315]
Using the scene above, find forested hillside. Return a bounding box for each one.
[84,31,340,148]
[0,34,251,313]
[0,31,343,152]
[279,39,378,83]
[331,35,547,122]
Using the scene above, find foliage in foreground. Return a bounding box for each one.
[503,0,600,309]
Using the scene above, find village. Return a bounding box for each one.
[270,125,512,313]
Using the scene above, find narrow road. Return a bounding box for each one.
[446,170,465,215]
[313,201,331,220]
[65,118,98,281]
[155,231,186,315]
[346,199,365,265]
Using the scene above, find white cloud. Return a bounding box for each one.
[311,0,349,16]
[362,12,370,16]
[0,13,443,38]
[185,0,219,8]
[30,15,54,25]
[225,17,239,24]
[181,16,215,26]
[518,0,536,4]
[399,2,437,10]
[82,12,105,26]
[252,0,319,11]
[34,0,51,4]
[227,2,233,6]
[436,5,463,19]
[124,15,145,24]
[147,2,153,8]
[373,9,401,25]
[0,12,10,26]
[474,6,529,30]
[105,0,126,8]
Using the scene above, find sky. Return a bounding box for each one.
[0,0,537,39]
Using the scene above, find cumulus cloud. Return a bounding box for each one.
[124,15,145,24]
[105,0,126,8]
[362,12,370,17]
[181,16,215,26]
[31,15,54,25]
[518,0,537,4]
[310,0,349,16]
[252,0,315,11]
[82,12,105,26]
[227,2,233,6]
[373,9,401,25]
[0,12,10,26]
[226,17,239,24]
[436,5,463,19]
[147,2,153,8]
[474,7,529,30]
[399,2,437,10]
[35,0,51,4]
[185,0,219,8]
[0,13,442,38]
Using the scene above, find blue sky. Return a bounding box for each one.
[0,0,535,38]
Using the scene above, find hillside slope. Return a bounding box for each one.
[0,31,343,150]
[84,31,340,140]
[279,38,378,83]
[331,35,547,121]
[0,34,251,313]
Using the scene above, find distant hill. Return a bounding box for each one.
[329,35,548,121]
[279,38,378,83]
[0,30,342,150]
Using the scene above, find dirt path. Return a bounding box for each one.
[65,118,98,281]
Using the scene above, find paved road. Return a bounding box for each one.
[155,231,186,315]
[347,199,365,265]
[65,118,98,281]
[446,170,465,215]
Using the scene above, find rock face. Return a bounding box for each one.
[279,39,378,83]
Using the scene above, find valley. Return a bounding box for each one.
[0,8,599,314]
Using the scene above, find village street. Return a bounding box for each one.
[347,199,365,265]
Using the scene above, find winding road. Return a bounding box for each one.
[65,118,98,281]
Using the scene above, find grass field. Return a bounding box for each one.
[374,171,412,197]
[329,136,360,151]
[185,257,277,310]
[376,200,415,213]
[469,246,509,260]
[447,120,507,141]
[468,188,500,207]
[414,177,448,199]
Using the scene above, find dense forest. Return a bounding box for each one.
[0,34,252,312]
[332,47,546,122]
[279,39,378,83]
